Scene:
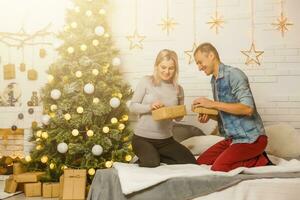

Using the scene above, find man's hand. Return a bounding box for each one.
[151,101,164,110]
[198,114,210,123]
[193,97,215,109]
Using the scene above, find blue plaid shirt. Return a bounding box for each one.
[211,63,265,144]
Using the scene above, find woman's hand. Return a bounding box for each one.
[151,101,164,110]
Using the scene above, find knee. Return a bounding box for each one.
[139,159,160,168]
[211,163,231,172]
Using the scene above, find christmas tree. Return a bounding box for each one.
[25,0,134,183]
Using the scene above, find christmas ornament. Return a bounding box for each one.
[41,156,48,163]
[36,130,42,137]
[18,113,24,119]
[117,93,123,99]
[207,0,225,34]
[95,26,105,36]
[126,30,146,50]
[241,42,264,65]
[20,63,26,72]
[48,75,54,83]
[42,132,48,139]
[125,155,132,162]
[36,145,42,150]
[99,8,106,15]
[84,83,95,94]
[86,10,93,17]
[112,57,121,67]
[39,48,47,58]
[25,155,32,162]
[93,98,100,104]
[105,161,113,168]
[122,115,129,121]
[80,44,87,51]
[272,0,293,38]
[32,121,38,128]
[75,71,82,78]
[92,69,99,75]
[88,168,96,176]
[28,108,34,114]
[3,64,16,80]
[61,165,68,170]
[102,126,109,133]
[71,22,78,28]
[50,89,61,100]
[92,145,103,156]
[87,130,94,137]
[185,42,197,65]
[118,123,125,130]
[64,113,71,120]
[104,33,110,38]
[72,129,79,136]
[11,125,17,131]
[42,115,51,125]
[128,144,132,150]
[77,107,84,114]
[158,0,178,35]
[111,117,118,124]
[50,104,58,111]
[57,142,68,153]
[109,97,120,108]
[49,163,55,169]
[36,138,41,142]
[92,39,99,46]
[31,91,39,106]
[67,47,74,54]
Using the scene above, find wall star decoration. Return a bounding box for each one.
[241,42,264,65]
[207,0,224,34]
[158,0,178,35]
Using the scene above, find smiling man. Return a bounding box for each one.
[192,42,272,172]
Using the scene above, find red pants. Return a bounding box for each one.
[197,135,268,172]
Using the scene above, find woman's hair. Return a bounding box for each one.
[152,49,179,87]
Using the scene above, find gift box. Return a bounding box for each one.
[27,69,38,80]
[13,162,25,175]
[61,169,86,200]
[4,176,18,193]
[43,182,60,198]
[59,175,64,200]
[152,105,186,120]
[14,172,45,183]
[24,182,41,197]
[192,105,218,116]
[3,64,16,80]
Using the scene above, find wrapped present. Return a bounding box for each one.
[14,172,45,183]
[13,162,25,175]
[24,182,41,197]
[3,64,16,80]
[27,69,38,80]
[62,169,86,200]
[152,105,186,120]
[43,182,59,198]
[4,176,18,193]
[191,105,218,115]
[59,175,64,200]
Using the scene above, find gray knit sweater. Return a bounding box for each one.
[129,76,184,139]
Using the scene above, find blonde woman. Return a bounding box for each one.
[129,49,196,167]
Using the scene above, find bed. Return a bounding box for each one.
[87,123,300,200]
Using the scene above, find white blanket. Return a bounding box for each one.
[113,156,300,195]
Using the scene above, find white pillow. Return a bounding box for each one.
[265,123,300,158]
[181,135,224,155]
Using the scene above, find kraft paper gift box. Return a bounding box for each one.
[3,64,16,80]
[191,105,218,116]
[43,182,60,198]
[152,105,186,120]
[14,172,45,183]
[62,169,86,200]
[4,176,18,193]
[13,162,26,175]
[24,182,41,197]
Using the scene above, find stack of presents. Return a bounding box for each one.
[4,163,87,199]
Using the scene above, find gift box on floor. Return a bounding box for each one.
[3,64,16,80]
[61,169,86,200]
[152,105,186,120]
[43,182,60,198]
[24,182,41,197]
[13,172,45,183]
[192,105,218,116]
[4,176,18,193]
[59,175,64,200]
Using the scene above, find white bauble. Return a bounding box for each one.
[84,83,95,94]
[57,142,68,153]
[92,69,99,75]
[42,115,51,125]
[95,26,105,36]
[72,129,79,136]
[112,57,121,66]
[92,145,103,156]
[77,107,84,114]
[51,89,61,100]
[75,71,82,78]
[109,97,120,108]
[93,98,100,104]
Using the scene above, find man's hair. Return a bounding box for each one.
[194,43,220,61]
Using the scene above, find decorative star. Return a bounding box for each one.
[126,30,146,50]
[158,16,178,35]
[184,42,197,64]
[241,42,264,66]
[207,11,225,34]
[272,12,293,37]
